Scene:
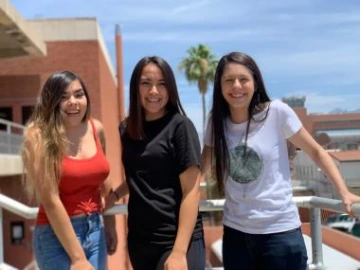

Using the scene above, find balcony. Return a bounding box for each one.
[0,119,24,176]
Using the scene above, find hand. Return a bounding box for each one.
[104,215,118,255]
[104,192,117,211]
[70,259,94,270]
[342,192,360,217]
[105,222,118,255]
[164,250,187,270]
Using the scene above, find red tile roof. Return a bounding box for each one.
[329,150,360,162]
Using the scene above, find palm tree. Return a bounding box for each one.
[179,44,218,133]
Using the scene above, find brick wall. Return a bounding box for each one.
[0,39,128,269]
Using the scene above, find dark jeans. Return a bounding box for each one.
[128,238,206,270]
[223,225,308,270]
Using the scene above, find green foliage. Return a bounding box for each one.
[178,44,218,94]
[179,44,218,132]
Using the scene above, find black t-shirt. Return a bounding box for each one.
[121,112,203,247]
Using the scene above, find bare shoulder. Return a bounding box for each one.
[92,118,104,134]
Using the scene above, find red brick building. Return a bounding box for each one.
[283,97,360,150]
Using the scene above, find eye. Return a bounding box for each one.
[240,78,248,83]
[75,91,85,98]
[141,81,151,85]
[61,95,69,100]
[158,82,166,88]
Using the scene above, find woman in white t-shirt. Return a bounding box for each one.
[201,52,360,270]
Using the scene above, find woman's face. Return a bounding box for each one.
[59,79,88,128]
[221,63,255,117]
[139,63,169,121]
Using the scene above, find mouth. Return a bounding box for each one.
[230,93,246,99]
[64,110,81,116]
[146,97,161,103]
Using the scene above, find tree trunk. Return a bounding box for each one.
[202,92,206,135]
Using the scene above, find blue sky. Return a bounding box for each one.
[11,0,360,133]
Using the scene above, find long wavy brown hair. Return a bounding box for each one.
[21,71,91,202]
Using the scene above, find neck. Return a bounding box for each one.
[65,122,87,136]
[229,108,249,124]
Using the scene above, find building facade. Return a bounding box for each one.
[0,1,127,268]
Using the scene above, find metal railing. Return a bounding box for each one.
[0,119,25,155]
[1,194,360,270]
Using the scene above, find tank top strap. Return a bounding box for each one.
[89,119,103,153]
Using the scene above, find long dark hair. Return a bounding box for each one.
[126,56,186,140]
[210,52,271,194]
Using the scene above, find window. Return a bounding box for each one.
[22,106,34,125]
[0,107,13,131]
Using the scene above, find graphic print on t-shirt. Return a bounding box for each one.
[229,144,263,184]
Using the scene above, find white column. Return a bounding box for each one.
[0,208,4,264]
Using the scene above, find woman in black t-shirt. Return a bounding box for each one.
[107,56,205,270]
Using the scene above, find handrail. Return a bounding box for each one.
[1,194,360,270]
[1,194,359,219]
[0,194,38,219]
[0,119,25,155]
[0,119,25,132]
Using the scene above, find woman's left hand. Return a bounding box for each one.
[164,250,187,270]
[342,192,360,217]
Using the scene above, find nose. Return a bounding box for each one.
[149,84,159,94]
[233,78,241,88]
[67,95,76,105]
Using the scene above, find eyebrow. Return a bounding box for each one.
[140,77,166,83]
[63,89,84,95]
[223,74,249,79]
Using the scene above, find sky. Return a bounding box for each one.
[11,0,360,133]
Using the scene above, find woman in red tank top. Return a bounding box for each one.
[21,71,116,270]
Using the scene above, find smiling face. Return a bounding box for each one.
[221,63,255,122]
[139,63,169,121]
[59,79,88,128]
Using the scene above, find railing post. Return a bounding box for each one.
[308,207,326,270]
[0,207,4,264]
[6,122,11,154]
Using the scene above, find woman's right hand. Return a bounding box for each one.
[70,259,94,270]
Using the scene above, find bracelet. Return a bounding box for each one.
[112,190,120,200]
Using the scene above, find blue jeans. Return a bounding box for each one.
[33,213,107,270]
[223,225,308,270]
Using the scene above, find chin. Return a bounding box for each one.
[64,116,84,127]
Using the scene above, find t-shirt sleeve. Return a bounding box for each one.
[173,117,201,175]
[275,100,302,138]
[204,117,213,147]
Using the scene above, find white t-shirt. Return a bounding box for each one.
[204,100,302,234]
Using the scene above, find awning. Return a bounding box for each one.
[0,0,46,58]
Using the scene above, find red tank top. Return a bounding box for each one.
[36,119,110,225]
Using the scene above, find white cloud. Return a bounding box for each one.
[173,0,211,15]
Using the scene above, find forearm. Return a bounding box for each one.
[172,189,200,254]
[113,181,129,200]
[313,149,349,197]
[44,200,86,262]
